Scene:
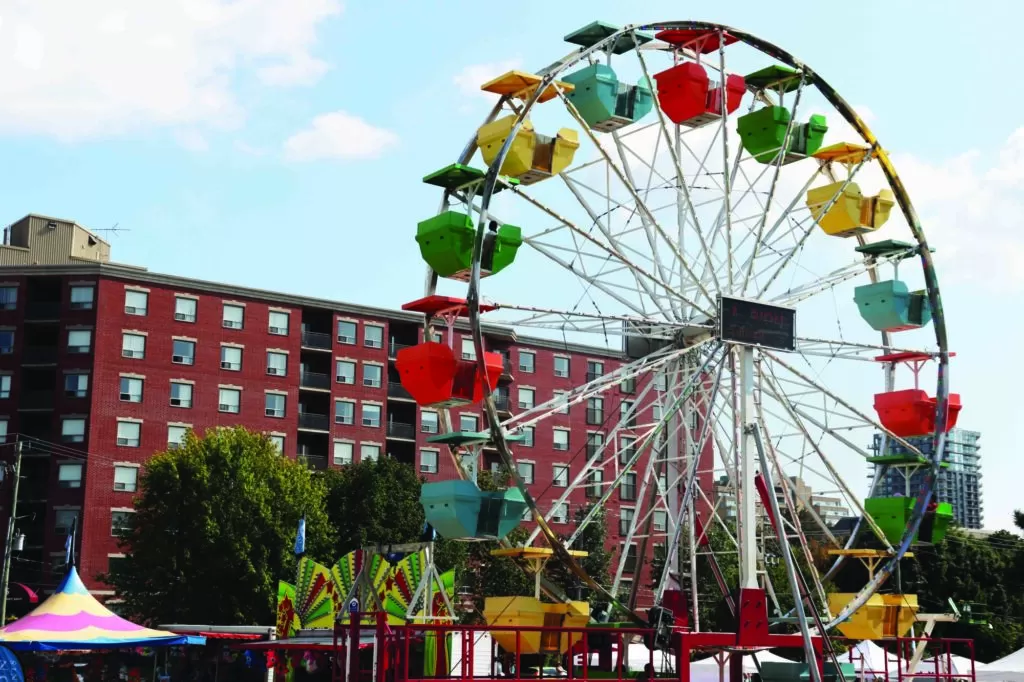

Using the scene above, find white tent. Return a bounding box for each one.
[976,646,1024,682]
[847,640,893,678]
[688,650,799,682]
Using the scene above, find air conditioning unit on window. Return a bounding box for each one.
[116,438,135,446]
[223,320,242,329]
[174,312,195,321]
[268,367,282,376]
[265,408,280,417]
[167,442,181,450]
[338,334,355,344]
[119,392,131,401]
[269,326,286,335]
[220,361,235,370]
[219,403,233,412]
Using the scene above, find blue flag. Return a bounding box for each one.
[294,515,306,556]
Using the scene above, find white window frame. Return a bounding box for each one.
[218,388,241,414]
[653,510,668,533]
[553,428,569,451]
[553,464,569,488]
[267,351,288,377]
[335,399,355,425]
[553,390,569,414]
[171,339,196,365]
[119,376,143,403]
[333,440,353,466]
[269,310,290,335]
[124,290,148,316]
[122,333,146,359]
[167,425,188,450]
[0,286,17,310]
[459,414,479,432]
[551,502,569,523]
[170,382,193,408]
[0,374,11,399]
[460,337,476,360]
[360,443,381,462]
[174,296,197,322]
[521,425,534,447]
[337,320,357,345]
[269,434,285,454]
[116,420,141,448]
[518,387,535,410]
[517,461,535,484]
[222,304,244,330]
[361,403,381,428]
[364,324,384,349]
[518,350,535,373]
[420,411,439,434]
[61,418,85,443]
[111,510,134,536]
[58,463,83,489]
[67,329,91,353]
[362,363,383,388]
[69,285,95,310]
[64,372,88,398]
[553,356,570,378]
[220,345,242,371]
[265,392,286,418]
[336,359,356,384]
[420,449,439,474]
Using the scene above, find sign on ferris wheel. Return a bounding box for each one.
[718,295,797,352]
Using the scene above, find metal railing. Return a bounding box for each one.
[386,421,416,440]
[22,347,57,364]
[25,302,60,320]
[297,412,329,431]
[298,454,328,470]
[300,371,330,390]
[388,340,412,359]
[387,382,413,400]
[301,331,332,350]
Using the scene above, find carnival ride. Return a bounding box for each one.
[321,19,970,682]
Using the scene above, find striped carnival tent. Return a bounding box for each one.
[0,567,204,651]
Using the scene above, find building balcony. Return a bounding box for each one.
[493,393,510,413]
[22,347,57,365]
[25,302,60,320]
[298,454,328,470]
[387,381,413,401]
[301,331,332,351]
[19,391,54,410]
[386,421,416,441]
[300,371,330,391]
[297,412,330,432]
[388,340,412,360]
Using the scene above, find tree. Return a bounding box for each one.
[1015,510,1024,533]
[546,504,612,605]
[104,427,334,624]
[321,457,427,555]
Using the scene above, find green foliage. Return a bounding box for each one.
[321,457,426,555]
[103,426,334,625]
[547,504,613,604]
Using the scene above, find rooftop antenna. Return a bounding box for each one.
[92,222,131,238]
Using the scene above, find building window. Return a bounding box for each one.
[333,441,353,466]
[362,404,381,428]
[64,373,88,398]
[620,472,638,501]
[0,375,9,399]
[554,356,569,378]
[518,387,535,410]
[335,400,355,425]
[619,436,636,464]
[623,545,638,573]
[124,290,147,315]
[553,390,569,414]
[460,337,476,360]
[269,434,285,454]
[586,470,603,498]
[269,311,290,335]
[587,360,604,381]
[267,351,288,376]
[55,510,78,535]
[587,397,603,425]
[0,330,13,354]
[552,502,569,523]
[69,286,95,310]
[218,388,241,414]
[517,461,535,484]
[521,425,534,447]
[621,400,636,427]
[336,360,355,384]
[587,432,604,459]
[553,464,569,488]
[167,425,188,450]
[519,351,535,373]
[0,287,17,310]
[58,463,82,489]
[111,511,134,536]
[116,420,141,447]
[119,376,143,403]
[364,325,384,349]
[170,382,193,408]
[220,345,242,371]
[553,429,569,451]
[420,411,439,434]
[363,364,382,388]
[460,414,478,432]
[172,339,195,365]
[67,329,91,354]
[337,320,356,344]
[619,508,635,535]
[620,376,636,394]
[62,418,86,443]
[420,450,438,474]
[652,403,663,421]
[221,303,244,329]
[122,333,145,359]
[653,510,668,533]
[265,393,286,418]
[360,443,381,462]
[655,372,667,391]
[0,419,7,444]
[174,296,197,322]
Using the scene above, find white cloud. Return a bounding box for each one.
[0,0,342,141]
[283,111,398,162]
[175,129,208,152]
[453,59,523,99]
[234,140,267,157]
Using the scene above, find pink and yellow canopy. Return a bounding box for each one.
[0,567,204,651]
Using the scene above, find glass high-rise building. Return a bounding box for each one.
[869,428,983,529]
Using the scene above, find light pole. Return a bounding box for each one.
[1,440,24,624]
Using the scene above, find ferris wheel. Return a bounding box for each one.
[395,19,960,672]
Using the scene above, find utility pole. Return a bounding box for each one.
[1,440,23,624]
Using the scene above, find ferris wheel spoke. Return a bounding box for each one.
[794,336,937,362]
[630,40,723,299]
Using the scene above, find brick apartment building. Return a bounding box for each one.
[0,214,715,609]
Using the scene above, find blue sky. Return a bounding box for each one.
[0,0,1019,531]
